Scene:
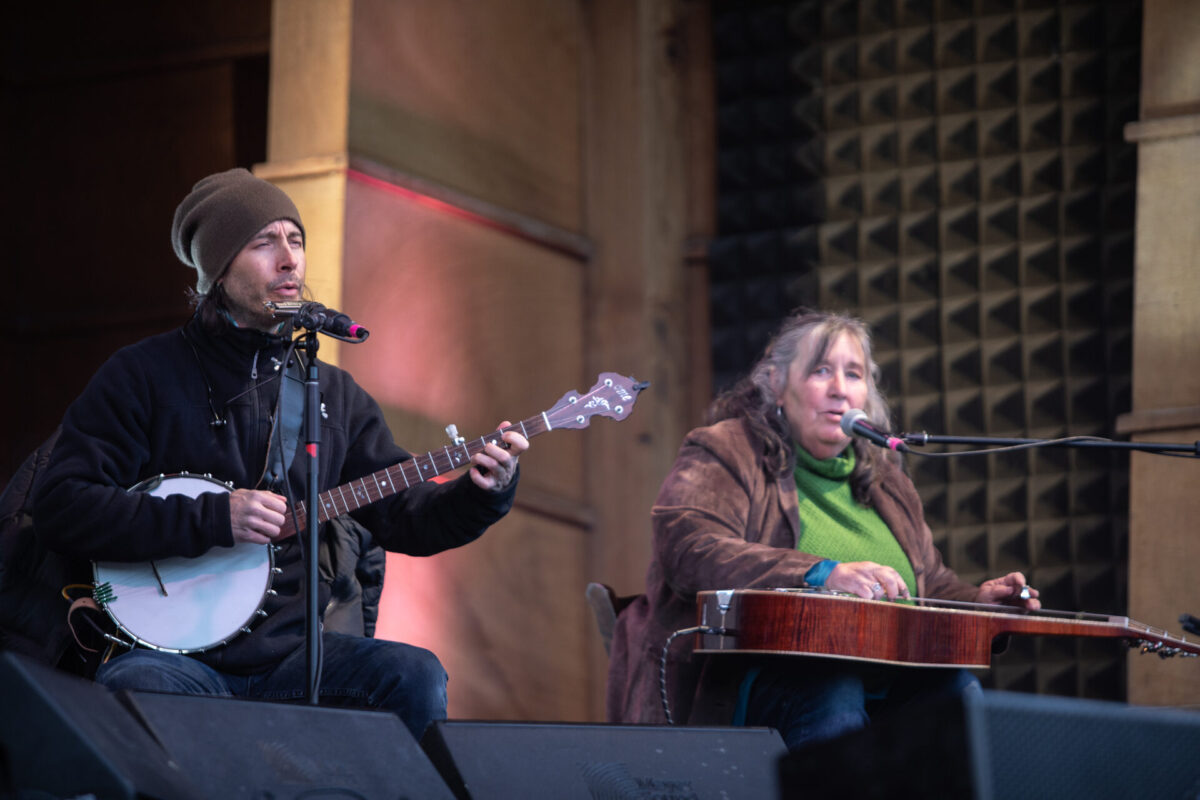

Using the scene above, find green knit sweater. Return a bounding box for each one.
[793,446,916,595]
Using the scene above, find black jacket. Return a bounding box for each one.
[32,313,516,672]
[0,427,98,671]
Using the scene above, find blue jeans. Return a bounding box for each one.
[95,632,448,740]
[741,658,982,751]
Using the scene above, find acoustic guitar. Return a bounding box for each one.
[695,588,1200,668]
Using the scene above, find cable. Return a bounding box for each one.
[273,336,325,695]
[898,433,1200,460]
[658,625,727,725]
[903,435,1114,458]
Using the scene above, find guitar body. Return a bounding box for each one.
[697,589,997,668]
[93,474,273,653]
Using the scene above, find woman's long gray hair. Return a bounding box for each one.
[707,309,897,505]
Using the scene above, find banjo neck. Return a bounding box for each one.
[282,417,548,537]
[281,372,648,536]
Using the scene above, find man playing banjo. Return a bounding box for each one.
[32,168,529,741]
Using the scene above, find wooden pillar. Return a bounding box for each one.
[257,0,352,364]
[581,0,711,611]
[581,0,714,715]
[1117,0,1200,707]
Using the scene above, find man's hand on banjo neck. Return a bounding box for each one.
[229,488,290,545]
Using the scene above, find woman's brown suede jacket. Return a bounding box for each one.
[606,417,979,725]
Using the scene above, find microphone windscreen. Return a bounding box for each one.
[840,408,869,436]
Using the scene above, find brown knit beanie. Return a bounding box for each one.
[171,168,306,294]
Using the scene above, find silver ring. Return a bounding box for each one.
[871,582,883,595]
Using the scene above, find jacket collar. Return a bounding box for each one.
[186,312,294,377]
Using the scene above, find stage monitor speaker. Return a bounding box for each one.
[0,651,198,800]
[120,689,455,800]
[421,721,787,800]
[780,688,1200,800]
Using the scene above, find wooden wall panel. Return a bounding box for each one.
[338,175,586,503]
[1129,132,1200,409]
[581,0,702,604]
[267,0,352,162]
[377,510,590,721]
[347,0,583,232]
[1127,445,1200,705]
[1140,0,1200,118]
[1122,0,1200,707]
[337,175,590,720]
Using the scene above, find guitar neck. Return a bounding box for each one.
[285,414,550,535]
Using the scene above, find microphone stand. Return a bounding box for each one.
[265,302,369,705]
[299,329,322,705]
[899,431,1200,458]
[893,429,1199,632]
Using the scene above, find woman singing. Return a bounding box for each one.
[607,308,1039,750]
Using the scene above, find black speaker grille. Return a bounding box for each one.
[973,690,1200,799]
[422,722,787,800]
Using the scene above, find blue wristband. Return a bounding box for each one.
[803,559,839,587]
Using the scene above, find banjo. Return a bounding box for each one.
[93,372,649,653]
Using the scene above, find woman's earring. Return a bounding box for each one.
[776,405,784,418]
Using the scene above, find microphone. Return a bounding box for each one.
[265,301,370,341]
[839,409,908,453]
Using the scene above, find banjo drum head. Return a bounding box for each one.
[93,474,273,653]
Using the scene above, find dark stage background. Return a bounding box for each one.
[2,3,274,487]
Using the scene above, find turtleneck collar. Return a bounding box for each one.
[794,442,855,480]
